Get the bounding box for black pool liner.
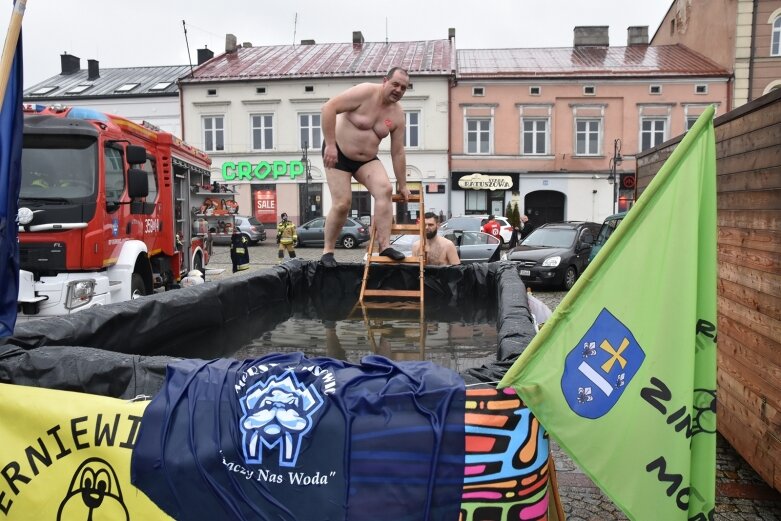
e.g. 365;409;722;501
0;260;536;398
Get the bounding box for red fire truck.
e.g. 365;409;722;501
16;105;211;318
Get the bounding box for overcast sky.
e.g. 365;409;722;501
2;0;672;88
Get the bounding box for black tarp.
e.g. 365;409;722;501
0;261;536;397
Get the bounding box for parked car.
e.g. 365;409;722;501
211;215;267;245
504;221;600;290
440;215;514;245
296;216;369;249
587;212;627;265
379;230;501;264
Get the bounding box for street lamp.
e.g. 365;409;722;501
301;141;312;222
607;138;623;214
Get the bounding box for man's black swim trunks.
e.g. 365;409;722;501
322;142;379;175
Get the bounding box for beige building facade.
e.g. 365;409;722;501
180;35;454;228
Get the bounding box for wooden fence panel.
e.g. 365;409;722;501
636;88;781;491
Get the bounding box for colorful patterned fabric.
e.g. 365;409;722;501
460;387;551;521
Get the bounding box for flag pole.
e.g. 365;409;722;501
0;0;26;105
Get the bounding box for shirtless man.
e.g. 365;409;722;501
320;67;412;267
412;212;460;266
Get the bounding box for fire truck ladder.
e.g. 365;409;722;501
356;192;427;359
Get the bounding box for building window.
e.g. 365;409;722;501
466;118;491;154
575;118;601;156
405;111;420;148
299;113;321;150
465;190;488;213
115;83;139;93
304;85;314;93
31;86;57;95
529;86;541;96
695;84;708;94
649;85;662;95
207;88;217;96
256;86;266;94
686;116;698;131
583;85;596;96
772;16;781;56
641;118;667;151
521;118;548;155
202;115;224;152
251;114;274;150
66;84;93;94
472;87;484;96
149;82;172;92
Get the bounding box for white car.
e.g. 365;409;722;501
440;215;515;245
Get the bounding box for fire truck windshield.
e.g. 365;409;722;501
20;134;98;200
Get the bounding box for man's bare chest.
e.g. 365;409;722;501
344;108;396;138
426;241;449;265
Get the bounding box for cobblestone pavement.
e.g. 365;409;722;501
204;242;781;520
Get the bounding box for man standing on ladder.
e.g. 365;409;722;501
320;67;412;268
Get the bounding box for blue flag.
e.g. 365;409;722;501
0;9;23;337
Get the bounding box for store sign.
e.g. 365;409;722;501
222;161;305;181
457;173;512;191
254;189;277;224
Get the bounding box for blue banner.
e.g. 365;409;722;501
131;353;466;520
0;12;23;337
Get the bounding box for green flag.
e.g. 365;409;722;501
500;105;717;520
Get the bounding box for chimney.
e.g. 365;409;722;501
225;33;238;53
448;28;456;43
87;59;99;80
352;31;364;45
627;26;649;46
300;39;316;45
242;42;252;48
60;53;80;75
573;26;609;47
197;46;214;65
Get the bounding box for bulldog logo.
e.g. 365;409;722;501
240;370;325;467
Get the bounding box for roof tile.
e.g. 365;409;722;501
185;40;455;82
456;45;729;78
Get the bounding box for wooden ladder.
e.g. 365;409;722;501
359;193;426;305
355;301;426;360
356;192;427;359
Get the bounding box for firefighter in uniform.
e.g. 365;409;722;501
276;212;298;263
230;228;250;273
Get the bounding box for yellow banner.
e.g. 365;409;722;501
0;383;170;520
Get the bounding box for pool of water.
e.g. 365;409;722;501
233;315;499;373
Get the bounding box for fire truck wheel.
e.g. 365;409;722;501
193;253;204;277
130;273;147;299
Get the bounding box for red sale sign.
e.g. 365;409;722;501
254;190;277;224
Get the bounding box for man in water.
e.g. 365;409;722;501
412;212;460;266
320;66;412;267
